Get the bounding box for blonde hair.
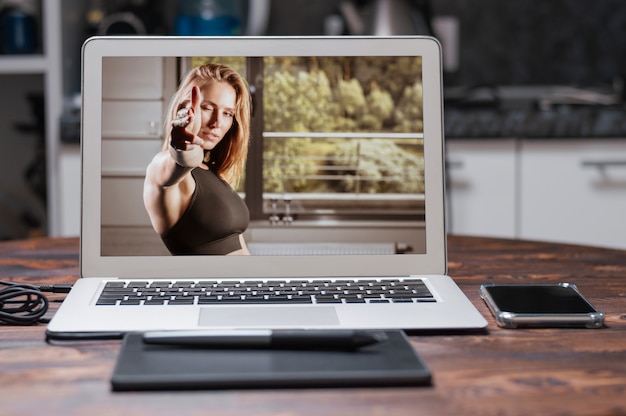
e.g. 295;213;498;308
164;63;251;186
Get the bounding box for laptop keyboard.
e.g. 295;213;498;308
95;278;436;306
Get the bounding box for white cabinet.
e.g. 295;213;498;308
520;139;626;249
445;139;518;238
446;138;626;250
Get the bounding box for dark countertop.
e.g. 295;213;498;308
443;85;626;139
445;105;626;139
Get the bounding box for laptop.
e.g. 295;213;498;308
46;36;487;340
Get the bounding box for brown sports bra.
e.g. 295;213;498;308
161;168;249;255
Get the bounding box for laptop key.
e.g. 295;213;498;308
96;298;118;305
344;297;366;303
149;281;172;288
101;286;133;293
119;299;142;305
168;297;195;305
221;295;243;301
144;299;166;305
103;281;125;288
242;295;266;302
98;292;126;299
289;295;313;303
315;296;342;304
266;294;289;301
413;292;434;299
127;281;150;288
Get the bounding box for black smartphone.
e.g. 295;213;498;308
479;283;604;328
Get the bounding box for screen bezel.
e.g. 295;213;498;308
80;36;447;279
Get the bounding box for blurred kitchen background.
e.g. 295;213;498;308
1;0;625;249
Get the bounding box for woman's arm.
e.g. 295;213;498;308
147;86;204;187
143;87;203;235
146;144;201;188
143;152;197;236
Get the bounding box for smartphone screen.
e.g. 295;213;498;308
479;283;604;328
484;284;596;314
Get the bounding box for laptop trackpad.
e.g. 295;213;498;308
199;306;340;327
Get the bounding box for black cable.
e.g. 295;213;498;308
0;280;72;326
37;284;73;293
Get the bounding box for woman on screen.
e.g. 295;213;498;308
143;63;251;255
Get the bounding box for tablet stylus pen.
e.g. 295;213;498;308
142;329;387;350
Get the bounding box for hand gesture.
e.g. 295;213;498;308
170;86;203;151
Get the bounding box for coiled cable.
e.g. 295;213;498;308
0;280;51;325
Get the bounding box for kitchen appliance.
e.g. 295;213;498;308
340;0;431;36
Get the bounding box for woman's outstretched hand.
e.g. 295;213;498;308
168;86;204;168
170;86;203;151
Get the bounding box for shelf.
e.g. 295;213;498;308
0;0;65;235
0;55;48;74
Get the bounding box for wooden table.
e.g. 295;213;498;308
1;236;625;415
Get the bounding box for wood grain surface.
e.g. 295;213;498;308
1;236;625;416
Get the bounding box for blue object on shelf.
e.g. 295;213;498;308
175;0;242;36
0;7;38;54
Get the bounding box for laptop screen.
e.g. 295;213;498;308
82;37;446;278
